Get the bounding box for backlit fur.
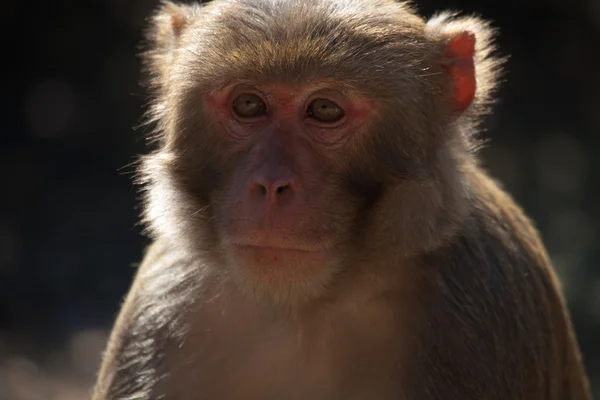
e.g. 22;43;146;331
92;1;591;399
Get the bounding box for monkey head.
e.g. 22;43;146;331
139;0;502;304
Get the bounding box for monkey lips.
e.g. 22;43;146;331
232;243;329;269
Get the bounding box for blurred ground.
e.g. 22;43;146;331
2;0;600;398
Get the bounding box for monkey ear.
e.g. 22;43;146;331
142;2;202;126
425;13;504;115
143;1;201;82
148;2;199;53
142;1;202;103
441;31;476;114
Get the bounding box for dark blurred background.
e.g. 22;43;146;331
1;0;599;398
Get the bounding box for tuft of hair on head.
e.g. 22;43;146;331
425;12;506;131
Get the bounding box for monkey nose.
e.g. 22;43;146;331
251;178;293;198
249;172;296;209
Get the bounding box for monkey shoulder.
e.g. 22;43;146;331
92;239;207;399
435;169;564;325
411;170;577;398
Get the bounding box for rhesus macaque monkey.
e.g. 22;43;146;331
93;0;591;398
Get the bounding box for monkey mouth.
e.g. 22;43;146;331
231;242;330;253
228;234;333;253
235;244;323;253
229;242;331;269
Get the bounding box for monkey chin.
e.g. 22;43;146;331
227;244;336;305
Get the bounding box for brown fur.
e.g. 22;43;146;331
93;0;591;398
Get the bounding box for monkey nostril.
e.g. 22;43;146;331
251;179;293;198
276;184;290;195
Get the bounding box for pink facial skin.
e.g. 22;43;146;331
205;81;375;149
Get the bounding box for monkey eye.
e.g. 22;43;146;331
307;98;345;123
232;93;267;119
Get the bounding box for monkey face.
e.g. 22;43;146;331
139;0;489;303
155;78;381;302
217;83;378;285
